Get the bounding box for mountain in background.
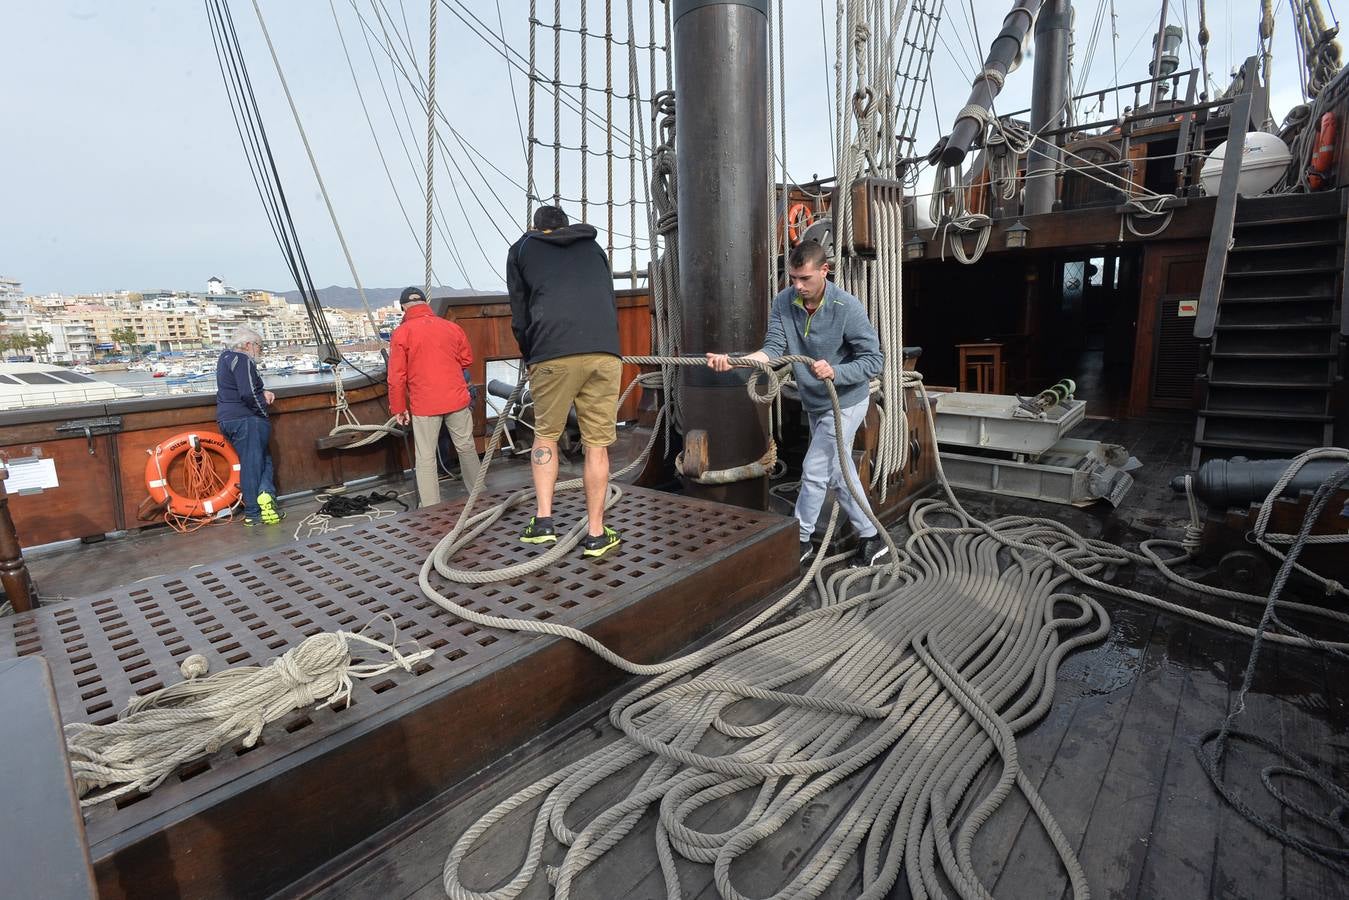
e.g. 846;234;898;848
274;285;498;309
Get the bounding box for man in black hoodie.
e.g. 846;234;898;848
506;205;623;558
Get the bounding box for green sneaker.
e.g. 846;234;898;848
243;517;259;527
581;526;620;558
520;516;557;544
257;492;285;525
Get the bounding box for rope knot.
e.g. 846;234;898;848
180;654;210;680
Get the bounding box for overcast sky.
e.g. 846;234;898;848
1;0;1314;295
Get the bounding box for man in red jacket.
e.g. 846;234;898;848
388;287;483;507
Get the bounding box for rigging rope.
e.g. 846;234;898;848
424;0;437;299
203;0;341;359
246;0;380;345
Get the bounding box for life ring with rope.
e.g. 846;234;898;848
786;202;815;245
144;431;242;518
1308;112;1337;190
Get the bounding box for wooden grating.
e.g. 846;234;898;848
0;485;784;844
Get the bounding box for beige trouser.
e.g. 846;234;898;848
411;408;481;508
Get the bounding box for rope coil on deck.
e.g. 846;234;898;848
65;618;431;807
439;365;1349;899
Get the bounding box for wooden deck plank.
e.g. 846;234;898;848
1133;625;1237;900
1276;642;1349;900
1207;640;1287;899
1065;610;1192;899
955;644;1095;891
989;602;1158;897
307;719;617;900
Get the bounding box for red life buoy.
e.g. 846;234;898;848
144;431;241;518
786;202;815;245
1308;112;1337;190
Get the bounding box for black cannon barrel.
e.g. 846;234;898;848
1171;457;1349;509
487;379;519;401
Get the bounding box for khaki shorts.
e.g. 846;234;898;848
529;353;622;447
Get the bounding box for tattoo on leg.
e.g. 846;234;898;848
531;447;553;465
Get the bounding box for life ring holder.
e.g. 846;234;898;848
144;431;242;518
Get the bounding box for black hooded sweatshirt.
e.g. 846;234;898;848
505;223;620;365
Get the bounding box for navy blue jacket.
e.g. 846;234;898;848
215;349;268;423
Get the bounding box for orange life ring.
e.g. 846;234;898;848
786;202;815;245
144;431;241;518
1308;112;1337;190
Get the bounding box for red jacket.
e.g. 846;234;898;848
387;304;474;416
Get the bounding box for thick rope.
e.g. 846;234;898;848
440;362;1349;898
66;620;431;807
424;0;437;298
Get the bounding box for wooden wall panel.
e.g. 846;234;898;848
1;435;122;544
2;382;404;549
441;291;652;444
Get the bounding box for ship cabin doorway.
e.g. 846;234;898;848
906;247;1143;419
1049;251;1141;418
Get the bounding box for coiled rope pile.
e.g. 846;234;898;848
435;359;1349;898
67;619;431;807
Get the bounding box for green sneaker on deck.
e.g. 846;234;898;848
257;492;285;526
520;516;557;544
581;526;621;558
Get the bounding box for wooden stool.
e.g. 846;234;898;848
956;342;1005;394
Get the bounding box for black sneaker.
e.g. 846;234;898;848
520;516;557;544
581;526;621;558
851;536;890;568
799;541;816;564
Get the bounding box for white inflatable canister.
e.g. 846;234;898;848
1199;131;1293;196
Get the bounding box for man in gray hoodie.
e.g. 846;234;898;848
707;240;887;567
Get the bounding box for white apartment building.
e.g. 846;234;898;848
322;308;375;343
39;319;97;362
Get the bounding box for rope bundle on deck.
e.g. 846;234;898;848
67;623;430;807
443;493;1112;899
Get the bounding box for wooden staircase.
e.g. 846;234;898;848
1192;188;1347;466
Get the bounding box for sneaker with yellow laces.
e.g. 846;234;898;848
581;526;621;558
257;492;285;525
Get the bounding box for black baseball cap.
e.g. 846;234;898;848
399;287;426;306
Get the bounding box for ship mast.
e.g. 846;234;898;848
1025;0;1073;215
940;0;1044;167
673;0;771;509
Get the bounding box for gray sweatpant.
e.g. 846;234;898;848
411;408;481;508
794;397;877;542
